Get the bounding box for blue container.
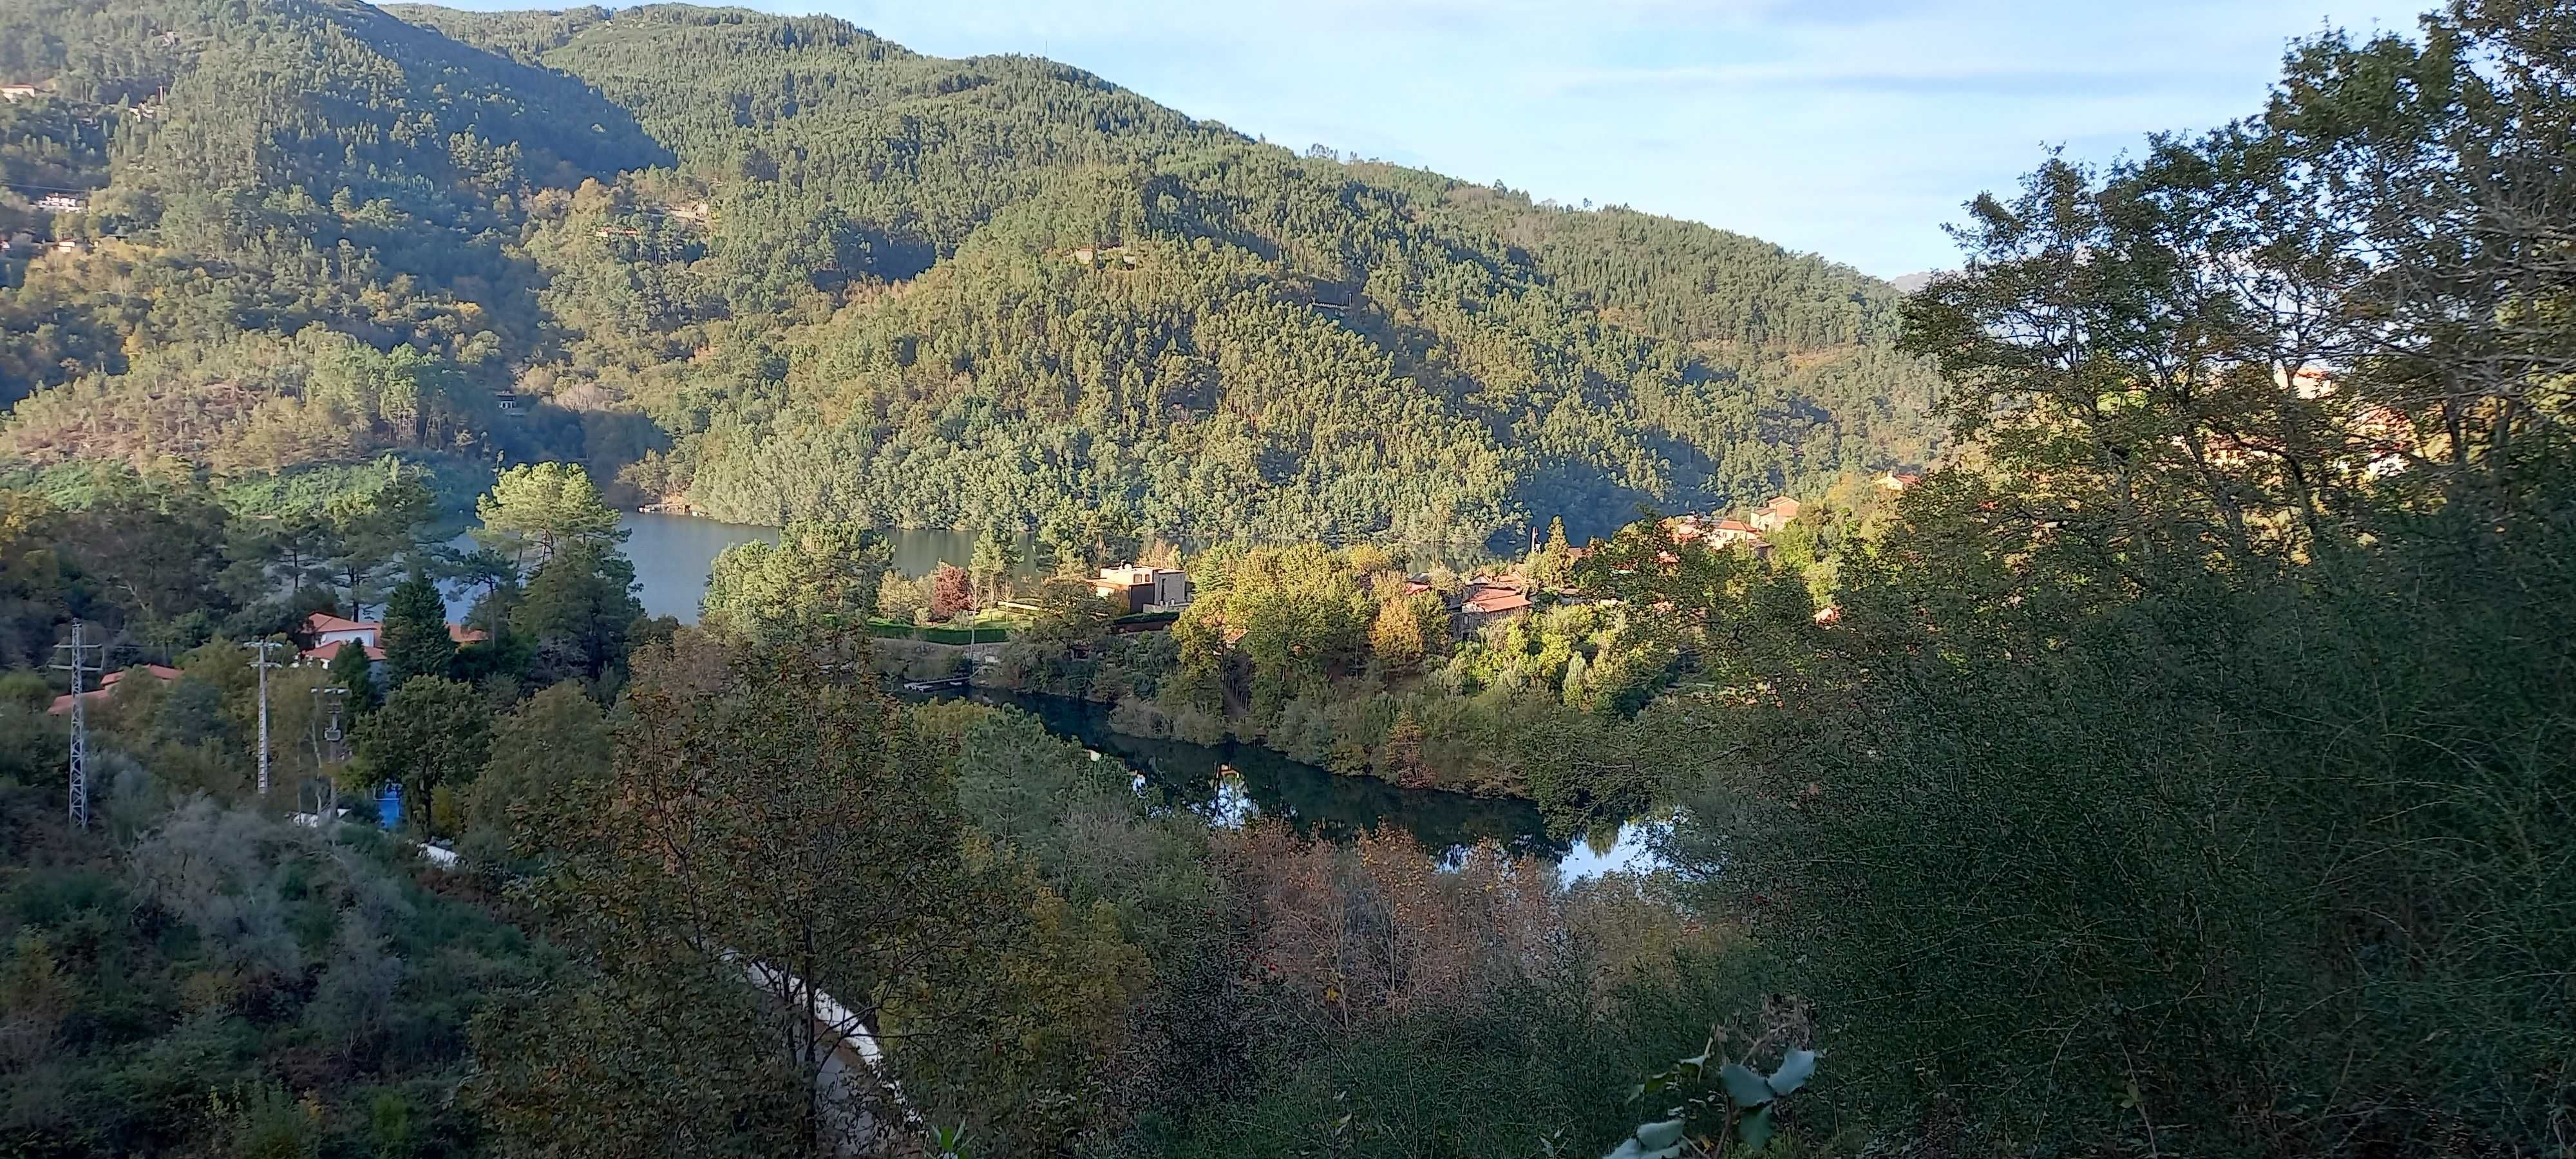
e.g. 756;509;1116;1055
375;783;403;829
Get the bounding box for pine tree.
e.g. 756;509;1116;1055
969;528;1020;608
381;567;455;683
328;639;380;714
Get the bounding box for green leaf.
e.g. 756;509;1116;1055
1736;1104;1777;1151
1719;1062;1774;1107
1633;1118;1687;1149
1766;1048;1819;1097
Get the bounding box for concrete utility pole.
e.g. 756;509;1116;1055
245;639;289;796
306;684;349;831
51;621;102;830
311;684;350;768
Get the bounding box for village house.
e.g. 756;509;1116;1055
1396;574;1537;634
35;192;87;214
1089;565;1190;614
1750;496;1801;533
48;664;181;715
1878;470;1924;493
1660;513;1768;554
1708;518;1763;547
297;611;489;663
1454;577;1534;633
0;84;39;102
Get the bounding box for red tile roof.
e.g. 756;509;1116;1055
1460;585;1532;615
304;612;483;648
101;664;181;686
47;664;182;714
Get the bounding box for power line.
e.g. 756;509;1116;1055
50;621;102;831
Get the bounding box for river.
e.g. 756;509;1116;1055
938;691;1663;881
456;511;1662;880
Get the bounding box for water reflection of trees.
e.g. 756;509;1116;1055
972;690;1571;861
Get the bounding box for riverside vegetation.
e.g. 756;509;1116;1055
5;0;2574;1156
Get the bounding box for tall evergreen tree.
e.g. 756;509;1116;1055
326;638;380;714
513;540;645;683
380;567;455;684
701;519;891;645
474;463;628;565
968;528;1020;610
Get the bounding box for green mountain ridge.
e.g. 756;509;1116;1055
1;0;1940;552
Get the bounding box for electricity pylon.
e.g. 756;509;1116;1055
50;621;102;830
245;639;290;796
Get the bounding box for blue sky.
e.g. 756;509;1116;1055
480;0;2434;278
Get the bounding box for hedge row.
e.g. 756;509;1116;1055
867;618;1014;645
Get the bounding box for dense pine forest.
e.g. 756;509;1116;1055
5;0;2573;1156
0;0;1939;552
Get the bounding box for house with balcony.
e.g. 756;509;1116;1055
1090;565;1191;614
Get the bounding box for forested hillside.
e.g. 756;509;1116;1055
5;1;2570;1154
0;0;1938;550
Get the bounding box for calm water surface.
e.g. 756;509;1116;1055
952;690;1664;881
449;511;1043;623
453;513;1660;879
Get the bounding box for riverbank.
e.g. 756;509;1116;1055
920;686;1558;854
975;635;1672;837
910;688;1664;880
498;508;1663;840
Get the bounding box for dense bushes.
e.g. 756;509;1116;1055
0;793;554;1157
1652;5;2576;1146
